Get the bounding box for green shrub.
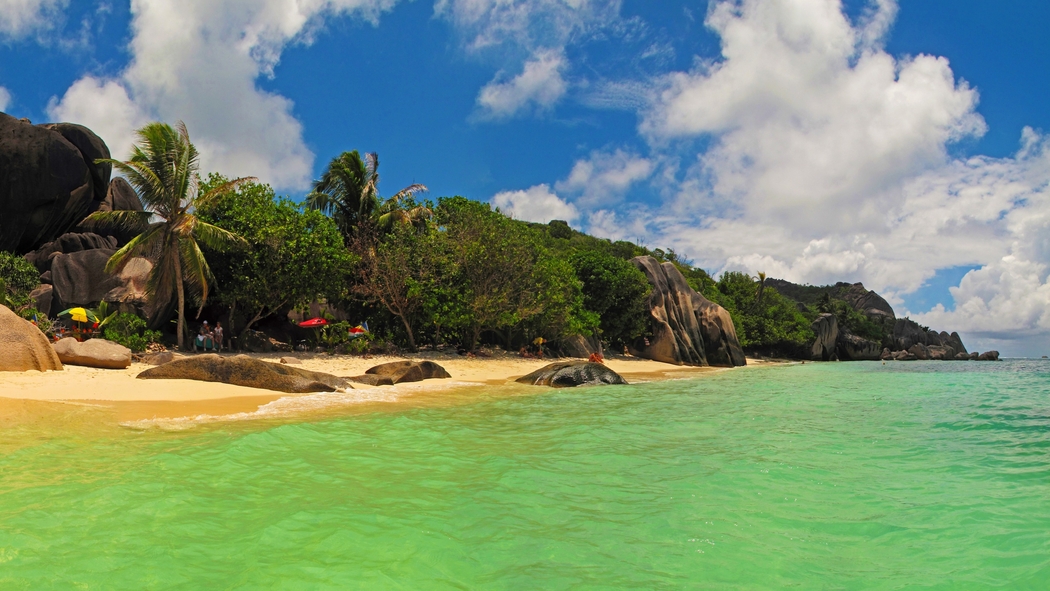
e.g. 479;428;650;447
0;251;39;313
102;313;161;352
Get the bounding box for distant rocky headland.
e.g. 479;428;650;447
768;279;999;362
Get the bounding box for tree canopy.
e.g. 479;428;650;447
196;175;353;336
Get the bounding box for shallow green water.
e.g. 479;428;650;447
2;361;1049;589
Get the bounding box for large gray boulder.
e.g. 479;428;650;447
45;250;169;329
893;318;928;351
842;282;896;326
29;284;53;315
48;248;120;314
364;360;451;384
908;343;930;360
0;113;99;253
53;337;131;369
837;331;881;360
39;122;111;204
137;354;351;393
516;361;627;388
24;232;118;272
98;177;142;213
926;345;956;361
0;304;63;372
628;256;746;367
345;374;396;387
810;313;839;361
978;351;1000;361
946;332;968;355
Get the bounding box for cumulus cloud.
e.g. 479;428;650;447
476;49;567;119
48;77;149;160
0;86;11;112
0;0;66;40
556;148;654;206
47;0;401;191
492;184;579;223
642;0;985;230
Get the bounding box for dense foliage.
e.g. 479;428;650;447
569;250;651;348
102;313;162;352
0;251;39;313
196;175;353;336
705;272;815;354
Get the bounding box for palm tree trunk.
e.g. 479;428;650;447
174;252;186;350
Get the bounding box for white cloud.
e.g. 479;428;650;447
642;0;985;230
0;0;66;40
47;77;149;160
435;0;620;52
476;49;567;119
439;0;621;121
555;148;653;206
492;184;579;223
47;0;401;191
0;86;11;111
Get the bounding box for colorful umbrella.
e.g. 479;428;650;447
298;317;328;328
58;307;99;324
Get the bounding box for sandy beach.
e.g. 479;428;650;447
0;351;763;426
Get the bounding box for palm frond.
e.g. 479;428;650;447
191;218;247;252
103;224;166;274
145;248;177;303
81;210;152;235
178;237;214;316
195;176;258;210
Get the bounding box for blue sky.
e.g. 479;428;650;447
2;0;1049;355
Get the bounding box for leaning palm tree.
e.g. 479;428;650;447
751;271;768;312
306;150;427;238
82;121;250;350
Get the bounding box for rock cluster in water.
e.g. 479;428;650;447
627;256;746;368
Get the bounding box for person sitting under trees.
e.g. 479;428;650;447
193;321;214;352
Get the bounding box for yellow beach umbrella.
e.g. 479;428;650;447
58;307;98;324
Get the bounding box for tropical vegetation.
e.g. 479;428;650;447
82;121;250;349
6;119;903;360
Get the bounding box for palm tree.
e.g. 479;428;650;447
306;150;427;238
82;121;250;350
751;271;767;312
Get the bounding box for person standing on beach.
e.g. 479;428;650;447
213;322;224;352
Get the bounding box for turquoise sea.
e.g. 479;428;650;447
1;360;1049;589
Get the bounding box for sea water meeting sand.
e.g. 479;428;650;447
1;358;1048;588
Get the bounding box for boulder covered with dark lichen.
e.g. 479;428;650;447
516;361;627;388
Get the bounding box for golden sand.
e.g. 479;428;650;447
0;350;764;424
